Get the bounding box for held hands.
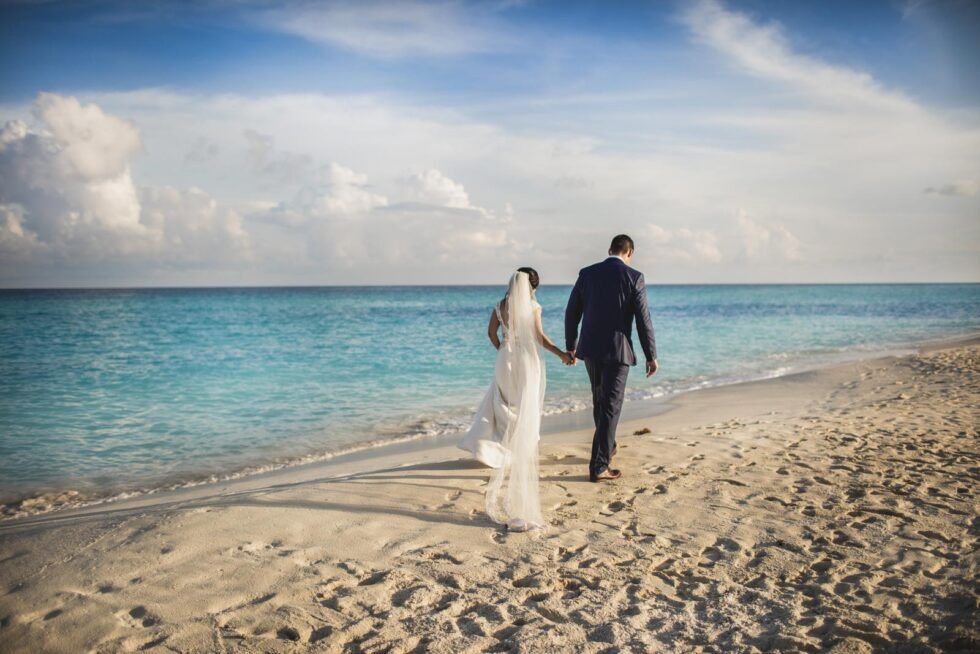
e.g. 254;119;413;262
559;350;576;366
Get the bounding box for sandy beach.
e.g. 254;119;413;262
0;340;977;653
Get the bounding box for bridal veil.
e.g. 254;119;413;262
485;271;547;531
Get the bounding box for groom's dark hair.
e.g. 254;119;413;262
609;234;634;255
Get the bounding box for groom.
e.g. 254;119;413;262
564;234;658;482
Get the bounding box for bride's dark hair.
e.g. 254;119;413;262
517;266;539;290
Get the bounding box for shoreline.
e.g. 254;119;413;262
0;337;976;652
2;330;977;525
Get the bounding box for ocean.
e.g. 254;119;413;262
1;283;978;512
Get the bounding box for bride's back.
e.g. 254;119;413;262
497;295;540;341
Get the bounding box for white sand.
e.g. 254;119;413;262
0;341;977;653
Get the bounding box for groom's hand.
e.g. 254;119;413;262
646;359;658;377
568;349;577;365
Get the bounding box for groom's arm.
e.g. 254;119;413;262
632;273;657;362
564;273;584;352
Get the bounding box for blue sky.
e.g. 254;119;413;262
3;1;977;105
0;0;978;286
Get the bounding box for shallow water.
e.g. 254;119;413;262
1;283;977;505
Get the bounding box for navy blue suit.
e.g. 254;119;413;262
565;257;657;476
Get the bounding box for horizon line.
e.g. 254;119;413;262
2;281;979;292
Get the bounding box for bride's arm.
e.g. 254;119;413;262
535;308;573;363
488;309;501;349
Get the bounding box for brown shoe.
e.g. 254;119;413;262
590;468;622;483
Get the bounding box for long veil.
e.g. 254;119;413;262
485;271;547;531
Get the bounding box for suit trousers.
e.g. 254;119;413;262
584;358;629;476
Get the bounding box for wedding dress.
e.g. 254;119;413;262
458;271;547;531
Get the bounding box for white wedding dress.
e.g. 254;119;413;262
458;271;547;531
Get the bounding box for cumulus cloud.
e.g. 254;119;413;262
643;224;722;263
0;93;250;270
261;165;514;267
0;204;40;262
401;168;505;225
0;95;148;258
139;186;250;263
34;92;143;182
408;169;472;209
0;92;529;283
735;210;801;261
268;162;389;227
641;212;800;265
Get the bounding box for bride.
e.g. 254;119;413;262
458;267;573;532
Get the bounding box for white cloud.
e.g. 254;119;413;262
736;210;801;262
254;1;507;58
408;169;472;209
0;96;148;255
679;0;916;113
0;204;40;262
139;186;250;263
260;164;513;268
33;92;143;182
269;162;389;227
0;94;250;269
643;224;722;263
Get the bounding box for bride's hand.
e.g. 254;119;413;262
559;351;575;365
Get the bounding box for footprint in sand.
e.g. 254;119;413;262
429;550;465;565
557;544;589;562
601;500;628;515
554;499;578;512
698;537;742;568
434;489;463;509
119;605;161;628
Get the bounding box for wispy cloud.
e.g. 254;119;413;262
252;0;514;58
679;0;918;113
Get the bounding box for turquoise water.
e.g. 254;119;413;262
1;284;978;506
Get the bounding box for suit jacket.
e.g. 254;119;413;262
564;257;657;366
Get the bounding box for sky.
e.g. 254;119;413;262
0;0;978;287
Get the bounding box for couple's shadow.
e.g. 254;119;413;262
343;456;592;484
228;457;594;530
1;456;594;535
